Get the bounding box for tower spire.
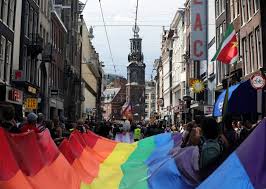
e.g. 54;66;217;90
133;0;140;38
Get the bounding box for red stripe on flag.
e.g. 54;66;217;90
216;35;238;64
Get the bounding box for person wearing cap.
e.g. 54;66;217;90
20;112;40;133
37;113;46;132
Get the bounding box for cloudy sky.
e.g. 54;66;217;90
82;0;185;79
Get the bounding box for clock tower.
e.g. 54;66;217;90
125;26;146;121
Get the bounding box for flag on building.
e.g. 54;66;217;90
212;24;238;64
121;102;133;119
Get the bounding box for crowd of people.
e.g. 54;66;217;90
0;103;260;180
179;114;259;180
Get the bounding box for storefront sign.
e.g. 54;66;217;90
28;86;37;94
25;98;38;109
157;98;164;107
51;89;58;96
190;0;207;60
5;86;23;105
12;70;24;81
250;73;266;90
191;79;205;93
204;106;213;115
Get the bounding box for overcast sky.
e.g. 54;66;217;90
82;0;185;79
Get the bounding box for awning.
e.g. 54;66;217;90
213;80;257;117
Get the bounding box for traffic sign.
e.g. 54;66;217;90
25;98;38;109
250;73;266;90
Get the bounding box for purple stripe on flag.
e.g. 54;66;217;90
172;133;182;146
236;119;266;189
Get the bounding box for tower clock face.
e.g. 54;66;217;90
132;54;138;60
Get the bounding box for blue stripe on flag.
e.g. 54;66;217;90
197;152;254;189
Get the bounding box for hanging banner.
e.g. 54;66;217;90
190;0;207;60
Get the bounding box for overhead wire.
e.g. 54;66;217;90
98;0;117;74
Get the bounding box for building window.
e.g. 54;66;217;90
241;0;247;24
2;0;8;24
40;25;43;37
26;57;31;81
242;37;248;75
219;24;223;44
234;0;239;16
8;0;15;30
222;0;225;12
215;0;219;17
230;0;234;22
4;41;12;82
249;33;255;72
33;12;38;35
29;7;33;37
46;32;49;44
254;0;259;12
255;27;262;69
25;2;29;37
0;0;2;19
247;0;252;19
22;46;27;80
0;36;6;81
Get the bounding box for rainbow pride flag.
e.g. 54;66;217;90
0;120;266;189
0;128;191;189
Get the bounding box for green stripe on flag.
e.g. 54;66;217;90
212;24;234;62
119;137;156;189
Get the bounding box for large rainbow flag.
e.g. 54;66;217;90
0;119;265;189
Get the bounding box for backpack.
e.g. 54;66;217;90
199;137;223;170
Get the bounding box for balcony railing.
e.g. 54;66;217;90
27;33;44;57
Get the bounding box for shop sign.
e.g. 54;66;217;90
51;89;59;96
157;98;164;107
5;86;23;105
204;106;213;115
12;70;25;81
250;73;266;90
190;0;207;60
191;79;205;93
28;86;37;94
25;98;38;109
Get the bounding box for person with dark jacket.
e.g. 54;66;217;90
0;104;20;133
222;114;238;153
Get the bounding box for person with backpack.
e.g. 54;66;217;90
222;114;238;153
198;117;224;180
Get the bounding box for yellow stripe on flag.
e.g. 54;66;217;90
81;143;137;189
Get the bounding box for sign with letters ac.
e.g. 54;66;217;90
190;0;207;60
